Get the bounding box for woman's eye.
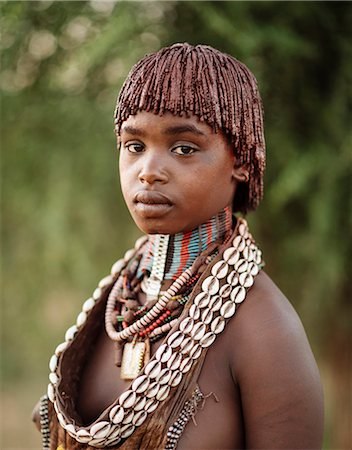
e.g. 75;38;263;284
172;145;196;156
125;143;144;153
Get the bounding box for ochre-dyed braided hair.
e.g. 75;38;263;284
114;43;265;213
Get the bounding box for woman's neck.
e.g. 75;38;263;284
138;207;233;283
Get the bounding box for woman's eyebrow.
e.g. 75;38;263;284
163;125;205;136
120;125;145;136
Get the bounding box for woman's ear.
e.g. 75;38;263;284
232;163;249;183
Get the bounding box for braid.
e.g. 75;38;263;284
114;43;265;213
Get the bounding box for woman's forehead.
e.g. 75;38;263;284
120;111;218;137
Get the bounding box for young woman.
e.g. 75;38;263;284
33;43;323;449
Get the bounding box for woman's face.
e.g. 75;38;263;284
119;111;240;235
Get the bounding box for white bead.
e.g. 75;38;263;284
82;297;95;312
124;249;135;261
76;311;87;328
49;354;58;372
98;275;113;289
49;372;58;384
55;341;68;356
47;383;55;402
111;259;125;275
93;287;102;300
65;325;77;342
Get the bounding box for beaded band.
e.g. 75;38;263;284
39;394;50;450
165;386;205;449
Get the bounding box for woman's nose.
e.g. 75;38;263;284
138;153;168;185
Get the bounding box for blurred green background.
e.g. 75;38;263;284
1;1;351;449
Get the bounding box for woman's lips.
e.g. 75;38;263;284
133;191;173;217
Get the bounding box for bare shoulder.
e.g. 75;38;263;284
224;270;324;449
227;270;308;354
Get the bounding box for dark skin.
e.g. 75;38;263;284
34;112;324;448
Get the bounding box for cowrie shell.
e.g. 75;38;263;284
82;297;95;312
146;382;159;398
155;344;172;363
223;247;240;265
209;295;223;311
132;375;149;394
202;276;220;295
156;368;172;385
179;317;194;335
156;385;170;401
90;421;111;439
255;249;262;264
144;360;162;379
167;352;182;370
233;235;246;252
169;370;183;387
248;262;259;276
194;292;210;308
231;286;246;304
191;322;206;341
211;316;225;334
109;405;124;424
76;429;91;443
227;271;238;286
243;246;254;261
167;331;184;348
211;260;229;279
145;398;159;413
200;332;216;348
238;222;247;236
180;357;193;373
88;437;105;447
133;410;147;426
119;390;136;409
219;283;232;299
189;344;202;359
201;308;213;325
239;272;254;288
122;409;134;425
235;259;248;273
105;436;121;447
180;337;194;354
220;300;236;319
120;423;135;439
189;304;201;320
108;425;122;439
133;396;147;412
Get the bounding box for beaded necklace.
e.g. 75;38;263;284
105;208;233;379
137;207;232;281
46;217;263;448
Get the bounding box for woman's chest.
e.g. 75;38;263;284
77;328;244;449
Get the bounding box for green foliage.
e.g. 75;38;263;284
1;2;351;448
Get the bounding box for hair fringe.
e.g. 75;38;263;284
114;43;266;213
